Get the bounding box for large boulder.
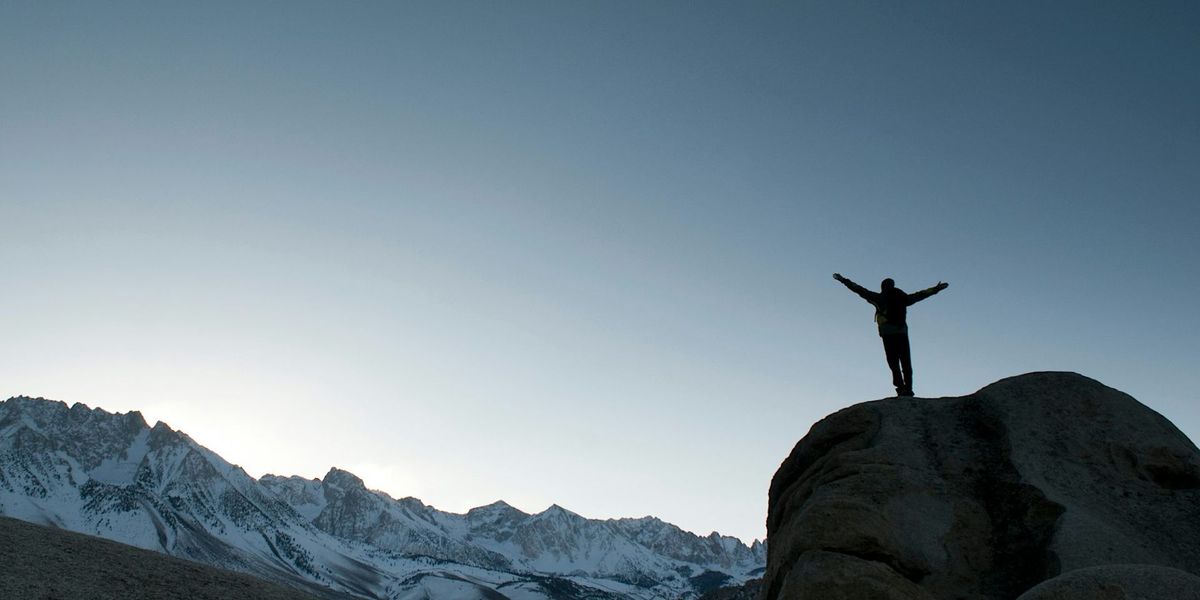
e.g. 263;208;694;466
763;372;1200;600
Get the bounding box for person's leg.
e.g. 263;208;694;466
897;334;913;396
881;335;904;395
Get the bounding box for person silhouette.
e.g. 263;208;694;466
833;273;948;397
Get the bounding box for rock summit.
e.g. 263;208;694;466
764;372;1200;600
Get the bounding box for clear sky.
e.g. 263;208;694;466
2;2;1198;543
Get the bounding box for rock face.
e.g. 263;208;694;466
763;372;1200;600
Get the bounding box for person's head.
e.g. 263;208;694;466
881;278;895;291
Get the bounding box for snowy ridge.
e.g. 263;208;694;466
0;396;765;600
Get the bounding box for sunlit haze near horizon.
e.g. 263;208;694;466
3;2;1199;543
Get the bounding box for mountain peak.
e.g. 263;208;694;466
125;410;148;428
467;500;526;518
1;397;154;456
3;396;68;424
322;467;365;490
5;395;62;407
540;503;580;519
480;500;517;511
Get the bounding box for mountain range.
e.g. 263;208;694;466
0;396;764;599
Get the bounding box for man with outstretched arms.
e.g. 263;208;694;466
833;273;948;397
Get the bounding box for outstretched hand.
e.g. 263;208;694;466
936;281;949;291
833;273;846;283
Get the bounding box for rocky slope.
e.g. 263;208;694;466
0;395;764;600
0;515;335;600
763;372;1200;600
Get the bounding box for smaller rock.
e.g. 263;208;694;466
1016;565;1200;600
776;550;933;600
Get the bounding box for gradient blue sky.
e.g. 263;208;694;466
2;2;1198;543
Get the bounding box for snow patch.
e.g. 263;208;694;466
91;429;150;485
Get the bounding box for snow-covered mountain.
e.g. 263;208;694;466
0;396;765;599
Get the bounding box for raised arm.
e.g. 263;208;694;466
906;281;949;305
833;273;878;303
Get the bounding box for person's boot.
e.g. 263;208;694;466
899;387;914;397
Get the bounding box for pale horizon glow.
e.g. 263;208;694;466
2;2;1199;544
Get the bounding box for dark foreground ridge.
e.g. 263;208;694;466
0;515;331;600
763;372;1200;600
